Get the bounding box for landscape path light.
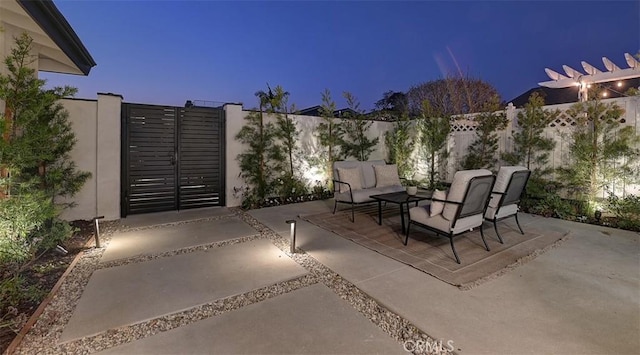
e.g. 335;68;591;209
285;219;297;254
93;216;105;248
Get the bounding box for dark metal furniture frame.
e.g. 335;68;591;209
332;179;379;223
370;191;433;234
406;175;496;264
485;170;531;244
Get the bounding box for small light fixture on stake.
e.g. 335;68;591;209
93;216;105;248
285;219;297;253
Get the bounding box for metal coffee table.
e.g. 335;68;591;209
369;191;432;234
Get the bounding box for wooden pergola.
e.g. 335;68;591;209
539;53;640;101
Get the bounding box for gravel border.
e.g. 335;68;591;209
12;208;450;355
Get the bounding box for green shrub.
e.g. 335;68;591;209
606;194;640;231
0;189;55;269
32;218;75;254
0;275;43;332
521;177;575;218
311;180;332;200
276;174;309;200
523;194;574;219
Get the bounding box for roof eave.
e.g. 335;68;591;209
17;0;96;75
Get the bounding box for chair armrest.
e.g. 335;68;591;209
332;179;352;193
431;197;463;205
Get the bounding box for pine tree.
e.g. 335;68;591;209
502;92;557;172
557;97;639;211
461;101;508;170
236;85;286;208
315;89;342;186
339;92;378;161
384;113;414;179
417;101;450;188
0;33;89;272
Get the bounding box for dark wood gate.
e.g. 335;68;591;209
121;103;225;216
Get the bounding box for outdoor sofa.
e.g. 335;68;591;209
332;160;405;222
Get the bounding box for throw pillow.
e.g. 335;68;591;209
430;189;446;217
373;164;401;187
336;167;363;193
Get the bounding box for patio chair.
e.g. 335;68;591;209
484;166;531;244
406;169;495;264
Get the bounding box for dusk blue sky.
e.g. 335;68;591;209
41;0;639;111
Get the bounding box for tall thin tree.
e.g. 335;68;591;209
502;92;557;172
339;92;378;161
417;101;450;188
316;89;342;185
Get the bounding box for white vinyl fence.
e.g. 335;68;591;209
447;96;639;196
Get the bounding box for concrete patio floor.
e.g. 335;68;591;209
251;201;640;354
14;201;640;354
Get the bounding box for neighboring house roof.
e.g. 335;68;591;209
0;0;95;75
296;105;323;116
297;105;359;118
509;77;640;107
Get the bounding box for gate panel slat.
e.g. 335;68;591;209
178;107;224;210
124;104;178;215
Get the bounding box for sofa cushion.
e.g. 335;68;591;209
484;203;518;220
442;169;492;221
334;160;385;190
334;189;375;204
410;207;483;235
409;205;439;225
361;160;386;188
373;164;401;187
336;167;362;193
450;214;484;234
489;166;528;208
334;185;404;204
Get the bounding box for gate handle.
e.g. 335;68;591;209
170;152;176;165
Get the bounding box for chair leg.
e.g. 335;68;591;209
493;219;504;244
515;213;524;234
350;204;355;223
480;223;490;251
333;200;338;214
449;236;461;264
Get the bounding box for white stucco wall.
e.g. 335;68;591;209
58;98;98;221
224;104;246;208
59;93;122;221
96;93;122;220
224;104;394;207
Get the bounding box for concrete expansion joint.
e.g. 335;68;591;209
97;233;267;270
118;213;237;233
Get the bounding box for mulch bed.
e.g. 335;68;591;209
0;220;96;354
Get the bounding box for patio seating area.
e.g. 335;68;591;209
10;200;639;354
